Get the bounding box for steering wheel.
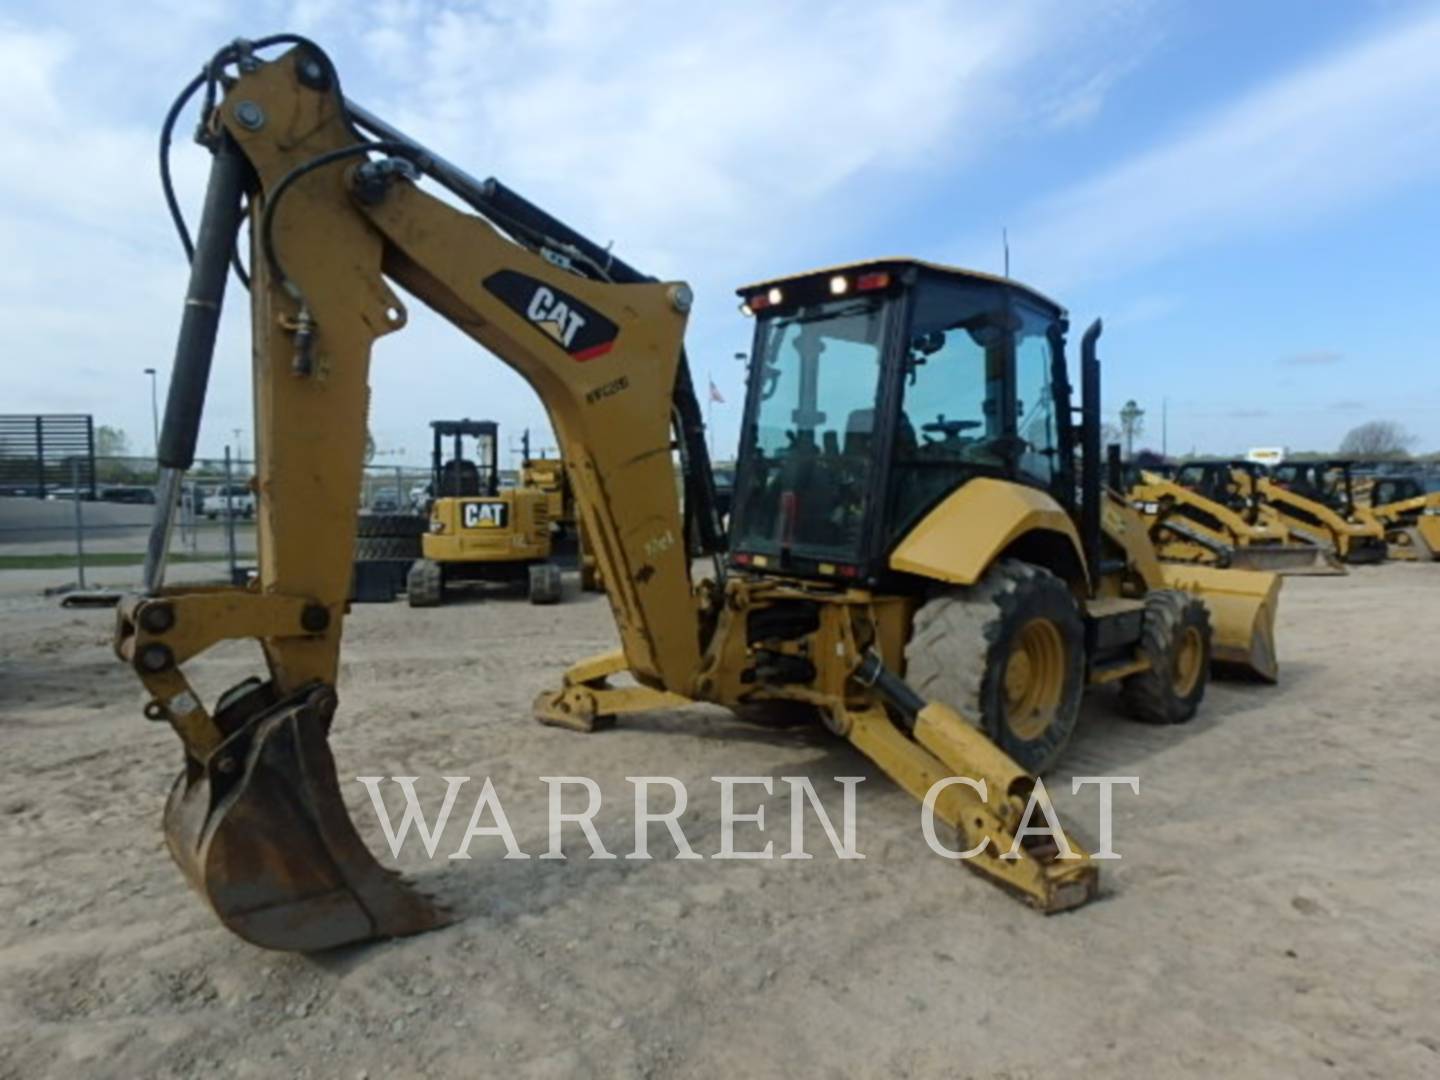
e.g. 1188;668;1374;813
921;415;982;439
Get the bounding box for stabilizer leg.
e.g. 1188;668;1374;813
848;654;1098;913
532;649;692;732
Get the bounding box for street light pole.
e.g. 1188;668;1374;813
144;367;159;458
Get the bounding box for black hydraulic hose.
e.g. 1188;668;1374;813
258;141;416;299
157;133;249;470
161;33;349;270
159;70;207;260
231;196;251;290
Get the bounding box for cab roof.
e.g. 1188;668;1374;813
737;258;1064;316
431;419;498;436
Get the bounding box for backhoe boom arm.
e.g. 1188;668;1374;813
119;41;717;948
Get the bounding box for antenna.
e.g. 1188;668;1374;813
1003;227;1010;278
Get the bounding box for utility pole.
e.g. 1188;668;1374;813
1162;397;1168;459
1002;227;1010;278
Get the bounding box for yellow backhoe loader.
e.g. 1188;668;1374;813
1262;460;1388;564
1126;462;1341;575
114;36;1280;951
1359;474;1440;560
407;419;562;606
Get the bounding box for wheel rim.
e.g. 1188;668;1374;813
1172;625;1204;697
1002;618;1066;740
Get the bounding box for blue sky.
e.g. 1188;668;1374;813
3;0;1438;465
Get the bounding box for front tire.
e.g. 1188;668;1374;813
905;560;1085;773
1119;589;1211;724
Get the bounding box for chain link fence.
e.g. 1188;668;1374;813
0;455;434;596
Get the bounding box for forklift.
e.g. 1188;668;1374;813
407;419;562;605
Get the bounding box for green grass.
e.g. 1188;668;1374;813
0;552;236;570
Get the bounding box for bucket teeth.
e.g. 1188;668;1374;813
164;690;450;951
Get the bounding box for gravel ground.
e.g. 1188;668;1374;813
1;564;1437;1078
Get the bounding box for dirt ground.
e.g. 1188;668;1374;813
2;564;1438;1078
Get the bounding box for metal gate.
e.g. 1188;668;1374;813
0;414;96;498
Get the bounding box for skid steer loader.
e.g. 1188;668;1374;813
406;419;562;606
1263;460;1388;564
114;36;1280;951
1126;463;1341;575
1360;474;1440;560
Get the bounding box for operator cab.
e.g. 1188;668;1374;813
430;419;500;501
1174;460;1256;514
1371;475;1426;507
728;260;1071;583
1272;460;1355;513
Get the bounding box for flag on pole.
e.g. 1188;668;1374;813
708;378;725;405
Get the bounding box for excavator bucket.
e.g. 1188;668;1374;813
1227;544;1346;576
1159;563;1281;682
163;690;447;951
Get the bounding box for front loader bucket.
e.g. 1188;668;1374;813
1228;544;1346;576
164;692;447;951
1159;563;1281;683
1388;523;1439;561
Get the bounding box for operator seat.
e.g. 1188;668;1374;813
437;458;482;497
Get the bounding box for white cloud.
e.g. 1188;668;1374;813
988;6;1440;291
0;0;1143;460
293;0;1150;454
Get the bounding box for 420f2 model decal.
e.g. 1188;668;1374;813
483;270;619;362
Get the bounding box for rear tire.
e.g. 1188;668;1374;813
528;563;563;605
904;560;1085;774
407;559;443;607
1120;589;1211;724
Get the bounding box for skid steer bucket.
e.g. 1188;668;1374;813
1227;544;1346;576
163;688;447;951
1159;564;1281;683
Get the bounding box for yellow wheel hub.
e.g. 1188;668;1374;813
1172;625;1204;697
1003;618;1066;740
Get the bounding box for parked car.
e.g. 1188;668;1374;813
370;492;401;513
99;485;158;504
202;484;256;519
